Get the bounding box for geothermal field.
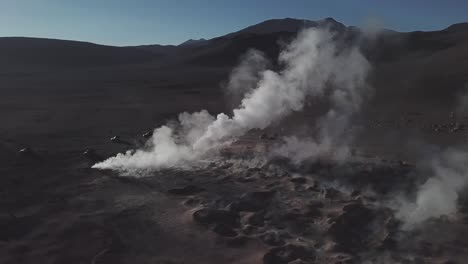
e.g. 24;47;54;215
2;18;468;263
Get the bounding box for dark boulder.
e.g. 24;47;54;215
183;197;201;206
213;224;238;237
83;148;102;161
229;191;275;212
110;136;121;143
244;211;266;227
261;231;286;246
18;147;34;156
290;176;307;184
322;188;342;200
142;131;152;138
225;235;250;247
168;185;204;196
328;203;378;253
193;208;240;227
263;243;315;264
287;260;309;264
305;201;323;218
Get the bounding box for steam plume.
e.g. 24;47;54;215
93;28;370;173
272;37;370;163
398;148;468;228
223;49;270;107
395;85;468;228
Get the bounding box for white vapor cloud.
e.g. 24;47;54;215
93;28;370;173
93;110;216;172
393;84;468;229
272;32;370;163
223;49;270;107
397;148;468;228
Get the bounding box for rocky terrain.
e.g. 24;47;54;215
4;132;468;263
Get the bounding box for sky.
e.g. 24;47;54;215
0;0;467;46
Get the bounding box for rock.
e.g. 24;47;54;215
217;175;231;183
294;185;308;192
442;260;458;264
229;191;275;212
290;176;307;184
0;215;40;241
380;234;397;251
263;244;315;264
213;224;238;237
265;181;280;188
18;147;33;156
305;201;323;218
225;235;250;247
259;133;278;141
278;210;313;235
306;185;320;192
110;136;121;143
208;197;232;209
183;197;200;206
333;259;356;264
244;211;266;227
241;224;262;235
261;231;285;246
287;260;309;264
328;203;376;253
342;202;364;212
398;160;409;167
247;167;263;174
281;210;303;221
307;200;324;209
168;185;204;196
363;195;377;202
142;131;152;138
323;188;341;200
83;148;95;156
83;148;102;161
193;208;240;227
236;176;256;182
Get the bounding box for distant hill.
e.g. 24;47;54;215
129;17;347;58
129;43;178;54
1;17;468;107
0;37;159;71
179;38;208;47
445;22;468;32
223;17;346;38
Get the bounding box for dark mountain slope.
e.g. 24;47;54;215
367;27;468;109
0;37;160;72
223;17;346;38
2;18;468;109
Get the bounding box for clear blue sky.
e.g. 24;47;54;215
0;0;467;46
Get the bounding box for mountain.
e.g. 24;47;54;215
0;37;160;71
130;43;178;55
162;18;348;66
1;18;468;101
446;22;468;32
179;38;208;46
223;17;346;38
128;18;346;57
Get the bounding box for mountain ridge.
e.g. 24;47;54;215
1;17;467;48
1;17;468;71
